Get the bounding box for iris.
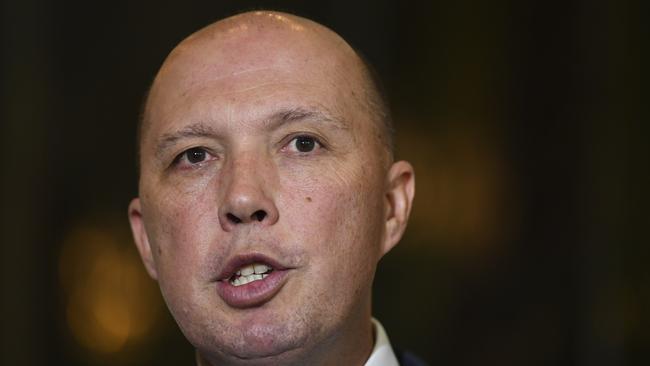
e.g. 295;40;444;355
186;148;207;164
295;136;315;152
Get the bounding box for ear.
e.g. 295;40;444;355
128;198;158;280
381;160;415;256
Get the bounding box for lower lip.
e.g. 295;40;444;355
216;270;289;308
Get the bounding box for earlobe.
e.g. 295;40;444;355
382;161;415;256
128;198;159;280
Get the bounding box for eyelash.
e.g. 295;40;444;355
284;134;325;154
170;134;325;169
171;147;216;168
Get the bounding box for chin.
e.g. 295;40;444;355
192;314;313;366
198;336;306;366
235;327;301;359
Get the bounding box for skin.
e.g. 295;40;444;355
128;11;415;366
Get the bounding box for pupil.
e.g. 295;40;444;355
187;148;206;163
296;137;315;152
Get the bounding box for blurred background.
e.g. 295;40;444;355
1;0;646;365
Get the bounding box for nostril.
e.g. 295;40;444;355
252;210;267;222
226;213;242;224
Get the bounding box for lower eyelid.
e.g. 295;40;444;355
171;148;216;167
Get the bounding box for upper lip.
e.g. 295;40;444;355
216;252;288;281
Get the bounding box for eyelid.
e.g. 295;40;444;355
282;132;327;151
170;146;217;169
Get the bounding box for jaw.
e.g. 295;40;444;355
193;288;375;366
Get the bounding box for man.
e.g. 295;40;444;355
128;10;419;366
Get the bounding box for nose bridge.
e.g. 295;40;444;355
227;149;263;190
218;147;279;230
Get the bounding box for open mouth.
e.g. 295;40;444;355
216;254;290;308
229;263;274;287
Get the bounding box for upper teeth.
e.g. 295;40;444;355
230;263;272;286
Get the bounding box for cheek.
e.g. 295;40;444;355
143;183;221;282
279;161;385;287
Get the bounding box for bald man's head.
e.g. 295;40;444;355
129;10;415;365
137;11;393;170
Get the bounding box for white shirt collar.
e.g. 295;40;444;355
364;318;400;366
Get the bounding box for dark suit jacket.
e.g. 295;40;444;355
395;349;429;366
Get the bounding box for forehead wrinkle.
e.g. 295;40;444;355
225;65;275;79
216;82;293;97
264;106;349;132
175;66;278;94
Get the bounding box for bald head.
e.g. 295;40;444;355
138;10;393;167
129;11;416;365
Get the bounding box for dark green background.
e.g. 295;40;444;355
1;0;646;365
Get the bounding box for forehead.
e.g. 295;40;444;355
143;17;366;134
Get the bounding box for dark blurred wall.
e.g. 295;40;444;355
1;0;645;365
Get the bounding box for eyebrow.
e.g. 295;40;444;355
156;123;221;159
266;106;348;131
154;106;348;159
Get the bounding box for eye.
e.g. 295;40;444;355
173;147;215;167
287;135;322;153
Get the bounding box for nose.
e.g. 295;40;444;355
218;154;279;232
